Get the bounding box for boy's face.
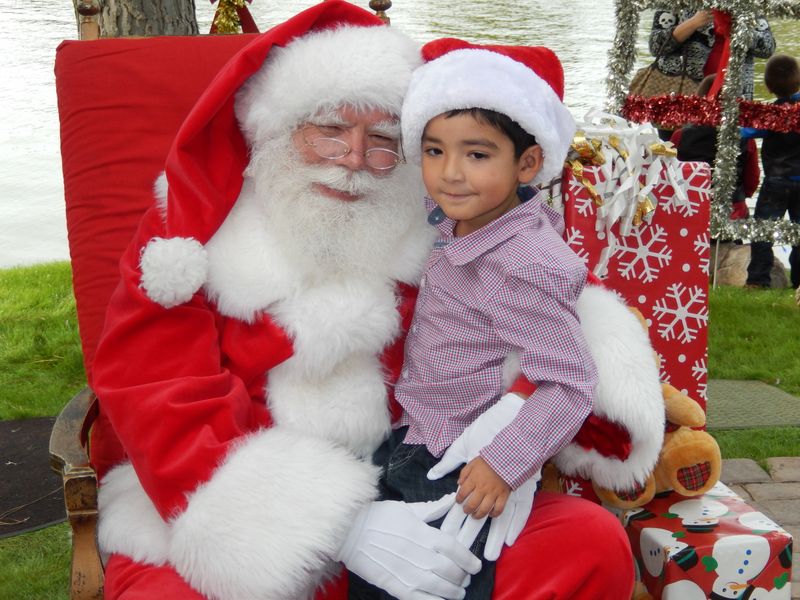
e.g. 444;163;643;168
421;113;542;236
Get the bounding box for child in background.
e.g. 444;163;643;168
348;39;598;599
671;74;760;233
744;54;800;289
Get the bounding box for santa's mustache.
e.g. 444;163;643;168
307;164;383;197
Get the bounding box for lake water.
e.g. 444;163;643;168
0;1;796;268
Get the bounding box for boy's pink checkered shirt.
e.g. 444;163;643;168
396;192;598;489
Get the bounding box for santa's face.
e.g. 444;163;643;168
291;105;401;202
245;113;427;280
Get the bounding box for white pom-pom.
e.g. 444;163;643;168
139;237;208;308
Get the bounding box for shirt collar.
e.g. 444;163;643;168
425;189;561;266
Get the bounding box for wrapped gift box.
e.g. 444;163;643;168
559;160;710;409
621;483;793;599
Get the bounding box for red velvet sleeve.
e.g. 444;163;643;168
91;207;292;519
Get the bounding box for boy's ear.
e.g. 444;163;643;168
517;145;544;184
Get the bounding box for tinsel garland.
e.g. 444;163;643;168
212;0;246;34
623;95;800;132
606;0;800;246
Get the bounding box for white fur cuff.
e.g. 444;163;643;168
169;427;380;600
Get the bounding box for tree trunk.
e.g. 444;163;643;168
97;0;198;37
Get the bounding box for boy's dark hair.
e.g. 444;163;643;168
696;74;716;98
764;54;800;98
444;108;538;158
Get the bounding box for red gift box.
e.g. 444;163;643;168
622;483;793;599
560;161;710;410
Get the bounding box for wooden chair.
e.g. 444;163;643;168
50;33;257;599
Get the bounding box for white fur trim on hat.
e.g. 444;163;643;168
139;237;208;308
401;49;576;186
235;25;421;146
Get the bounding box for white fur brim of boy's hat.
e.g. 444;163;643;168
401;40;576;186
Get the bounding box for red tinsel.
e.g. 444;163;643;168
623;95;800;133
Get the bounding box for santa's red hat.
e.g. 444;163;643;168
400;38;575;187
139;1;420;308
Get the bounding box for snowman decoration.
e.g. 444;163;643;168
706;482;743;500
663;579;706;600
669;497;729;532
640;527;692;578
708;535;771;599
738;511;786;534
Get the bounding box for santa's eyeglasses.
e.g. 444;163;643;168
301;125;403;171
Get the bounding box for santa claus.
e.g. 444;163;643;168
90;2;661;598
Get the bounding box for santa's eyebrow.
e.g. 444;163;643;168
370;120;400;137
306;109;347;126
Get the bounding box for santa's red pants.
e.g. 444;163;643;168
104;491;634;599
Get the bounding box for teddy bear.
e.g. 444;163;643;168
591;382;722;510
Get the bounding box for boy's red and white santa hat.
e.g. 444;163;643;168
138;1;420;308
401;38;576;186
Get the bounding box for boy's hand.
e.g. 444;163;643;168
456;457;511;520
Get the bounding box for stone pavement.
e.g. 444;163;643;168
721;456;800;599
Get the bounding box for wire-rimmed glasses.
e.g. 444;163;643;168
301;125;403;171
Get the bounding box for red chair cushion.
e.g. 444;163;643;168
56;34;257;383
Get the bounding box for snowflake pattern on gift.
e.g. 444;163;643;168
652;283;709;344
613;223;673;283
657;352;671;385
569;178;597;217
565;227;590;265
656;181;702;218
692;354;708;400
693;231;710;275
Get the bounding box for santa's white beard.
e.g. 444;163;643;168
247;135;425;282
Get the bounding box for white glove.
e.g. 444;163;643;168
428;393;531;560
337;495;482;600
427;393;524;481
440;471;541;561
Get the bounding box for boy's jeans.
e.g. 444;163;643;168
746;178;800;288
348;427;494;600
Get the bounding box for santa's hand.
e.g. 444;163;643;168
337;496;482;600
427;393;524;481
440;470;540;561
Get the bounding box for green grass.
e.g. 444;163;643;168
0;523;70;599
708;285;800;396
1;263;798;595
707;285;800;463
0;262;86;419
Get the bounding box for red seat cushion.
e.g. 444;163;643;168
56;34;256;383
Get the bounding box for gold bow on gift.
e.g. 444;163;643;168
566;132;606;207
633;196;656;226
630;141;676;225
649;141;678;158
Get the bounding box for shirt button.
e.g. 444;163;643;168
401;368;409;378
411;324;418;333
420;276;426;289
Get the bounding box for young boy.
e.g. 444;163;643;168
744;54;800;289
348;39;598;599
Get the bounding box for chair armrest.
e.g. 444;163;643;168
50;387;104;600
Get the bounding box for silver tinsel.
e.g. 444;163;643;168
606;0;800;247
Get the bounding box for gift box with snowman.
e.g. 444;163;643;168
543;112;793;599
